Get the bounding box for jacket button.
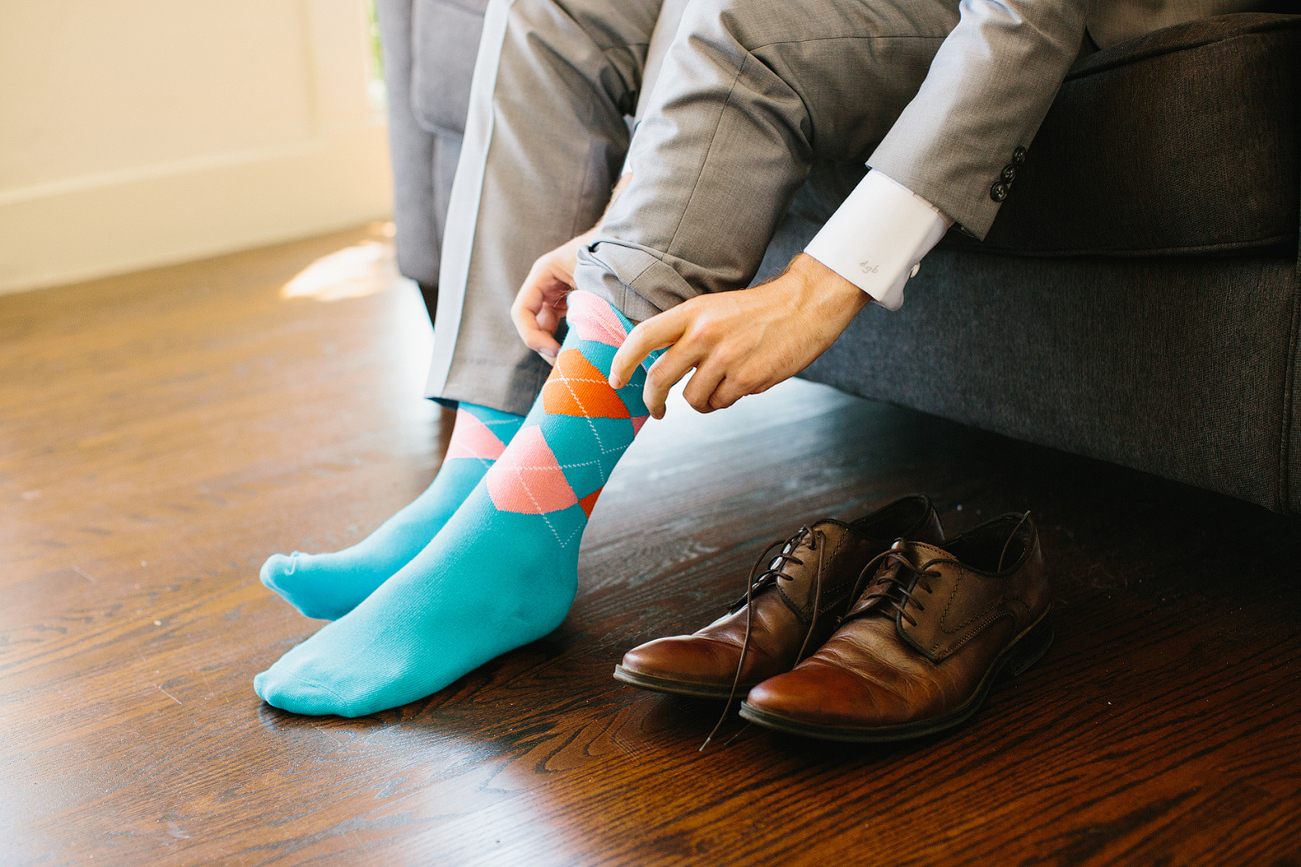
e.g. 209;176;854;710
1013;146;1027;166
1002;164;1017;183
990;182;1009;202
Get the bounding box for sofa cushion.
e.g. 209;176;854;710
802;251;1300;513
411;0;489;136
948;13;1300;257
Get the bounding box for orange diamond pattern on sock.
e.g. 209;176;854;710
542;349;630;419
485;426;580;514
577;488;602;518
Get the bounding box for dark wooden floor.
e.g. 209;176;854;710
3;226;1299;867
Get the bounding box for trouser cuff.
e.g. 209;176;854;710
576;242;700;323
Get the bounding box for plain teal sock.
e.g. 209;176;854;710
260;404;523;620
254;292;649;717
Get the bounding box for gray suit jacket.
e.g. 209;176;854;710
869;0;1267;239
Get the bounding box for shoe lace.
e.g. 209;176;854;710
841;541;941;628
701;525;827;751
840;511;1031;628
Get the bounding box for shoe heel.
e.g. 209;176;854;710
1008;613;1054;677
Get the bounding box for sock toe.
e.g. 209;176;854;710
259;552;298;589
255;663;361;718
261;553;356;620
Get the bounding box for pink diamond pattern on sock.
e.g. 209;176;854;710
444;409;509;461
485;426;580;514
567;290;630;348
631;415;649;435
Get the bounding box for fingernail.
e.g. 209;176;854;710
540;349;557;365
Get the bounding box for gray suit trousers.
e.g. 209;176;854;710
427;0;962;415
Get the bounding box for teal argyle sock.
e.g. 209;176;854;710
254;291;652;716
260;404;524;620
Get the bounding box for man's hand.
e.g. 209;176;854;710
510;228;598;365
609;253;871;418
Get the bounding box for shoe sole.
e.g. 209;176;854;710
737;608;1054;743
612;665;763;700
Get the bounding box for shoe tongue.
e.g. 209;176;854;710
845;539;921;620
770;520;851;608
807;519;852;551
776;520;847;561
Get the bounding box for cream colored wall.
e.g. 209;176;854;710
0;0;393;294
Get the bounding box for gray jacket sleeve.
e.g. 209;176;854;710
868;0;1088;239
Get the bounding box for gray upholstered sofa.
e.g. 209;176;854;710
378;1;1301;514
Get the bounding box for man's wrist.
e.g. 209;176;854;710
790;253;871;320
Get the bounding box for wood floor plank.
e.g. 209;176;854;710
2;226;1298;866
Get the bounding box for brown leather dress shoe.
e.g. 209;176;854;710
740;513;1052;741
613;495;944;698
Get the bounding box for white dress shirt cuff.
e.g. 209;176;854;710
804;169;954;311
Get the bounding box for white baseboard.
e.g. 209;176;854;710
0;124;394;295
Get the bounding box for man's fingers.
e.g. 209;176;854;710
511;296;560;355
640;342;707;418
536;305;561;334
609;311;684;389
680;362;727;414
706;374;764;411
511;267;569;360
